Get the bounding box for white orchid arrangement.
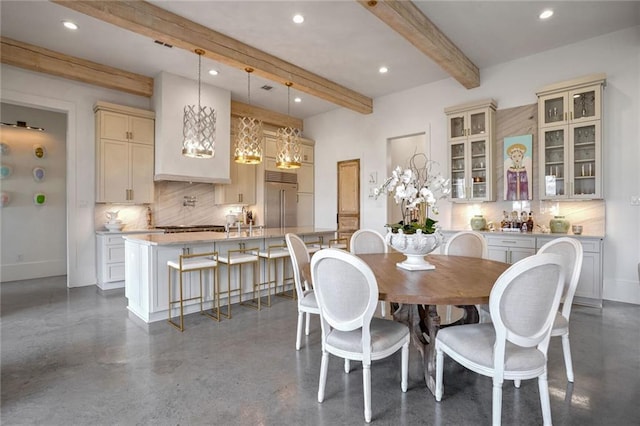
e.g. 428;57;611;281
374;153;450;234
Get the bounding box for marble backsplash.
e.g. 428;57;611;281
95;181;252;231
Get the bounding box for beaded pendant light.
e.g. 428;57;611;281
276;82;301;169
234;68;264;164
182;49;216;158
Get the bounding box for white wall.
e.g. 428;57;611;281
305;26;640;304
0;104;66;281
1;65;151;287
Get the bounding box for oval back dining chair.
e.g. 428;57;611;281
442;231;489;324
285;233;319;351
537;237;583;382
311;248;409;423
435;253;565;426
350;229;388;317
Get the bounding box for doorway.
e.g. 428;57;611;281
337;159;360;244
386;133;428;225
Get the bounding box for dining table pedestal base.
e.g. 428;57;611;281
392;303;479;395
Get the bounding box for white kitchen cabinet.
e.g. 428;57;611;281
486;234;536;264
445;99;497;202
537;74;606;200
96;234;125;290
536;236;603;307
95;102;155;204
296;192;314;227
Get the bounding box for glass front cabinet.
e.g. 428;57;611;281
445;99;497;202
537;74;605;200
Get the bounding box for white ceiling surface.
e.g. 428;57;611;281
1;1;639;119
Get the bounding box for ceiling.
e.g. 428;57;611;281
1;1;639;119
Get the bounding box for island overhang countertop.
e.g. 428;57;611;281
123;227;337;246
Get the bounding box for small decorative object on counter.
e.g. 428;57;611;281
572;225;583;235
549;215;570;234
470;215;487;231
527;212;534;232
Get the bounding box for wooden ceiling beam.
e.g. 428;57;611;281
0;37;153;97
231;101;303;130
52;0;373;115
358;0;480;89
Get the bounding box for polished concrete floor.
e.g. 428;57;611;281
1;275;639;425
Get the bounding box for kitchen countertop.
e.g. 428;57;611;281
122;227;336;246
442;229;604;239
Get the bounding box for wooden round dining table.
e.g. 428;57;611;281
308;251;510;395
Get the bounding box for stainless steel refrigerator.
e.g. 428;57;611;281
264;171;298;228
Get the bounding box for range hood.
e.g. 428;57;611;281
153;72;231;184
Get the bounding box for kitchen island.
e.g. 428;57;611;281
123;227;336;323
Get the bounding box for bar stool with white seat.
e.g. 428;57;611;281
167;250;219;332
217;246;261;316
320;237;349;250
258;243;294;301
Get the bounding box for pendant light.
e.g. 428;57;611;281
234;67;264;164
276;82;301;169
182;48;216;158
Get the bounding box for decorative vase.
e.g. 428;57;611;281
549;216;570;234
470;215;487;231
385;228;443;271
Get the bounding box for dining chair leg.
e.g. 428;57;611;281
514;379;521;388
296;311;304;351
538;371;552;426
401;342;409;392
344;359;350;373
305;313;311;335
492;377;503;426
363;362;372;423
318;351;329;403
562;334;575;382
435;344;444;401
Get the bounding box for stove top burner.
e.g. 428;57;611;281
155;225;227;233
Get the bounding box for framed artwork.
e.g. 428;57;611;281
503;135;533;201
34;193;46;205
33;167;46;182
0;164;13;179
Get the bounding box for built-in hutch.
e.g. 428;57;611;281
445;99;497;202
537;73;606;200
94;102;155;204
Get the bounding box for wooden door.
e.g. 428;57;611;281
337;159;360;244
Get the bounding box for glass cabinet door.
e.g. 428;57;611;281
469;110;487;136
450;142;466;199
448;113;466;140
470;139;488;199
571;122;600;197
569;85;601;122
540;94;567;127
542;127;566;198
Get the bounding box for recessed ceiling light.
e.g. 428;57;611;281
539;9;554;20
208;69;219;76
62;21;78;30
379;66;389;74
293;14;304;24
294;97;302;103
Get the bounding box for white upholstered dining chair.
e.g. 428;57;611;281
435;253;565;426
350;229;389;317
311;248;409;423
441;231;488;323
537;237;583;382
285;233;319;351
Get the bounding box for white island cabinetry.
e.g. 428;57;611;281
124;228;335;323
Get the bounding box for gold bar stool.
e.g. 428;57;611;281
217;246;260;316
167;251;219;332
305;238;323;255
321;237;349;251
259;244;294;301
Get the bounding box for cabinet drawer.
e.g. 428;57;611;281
106;245;125;263
486;235;535;249
339;216;359;231
107;263;125;282
105;235;125;245
578;239;601;253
